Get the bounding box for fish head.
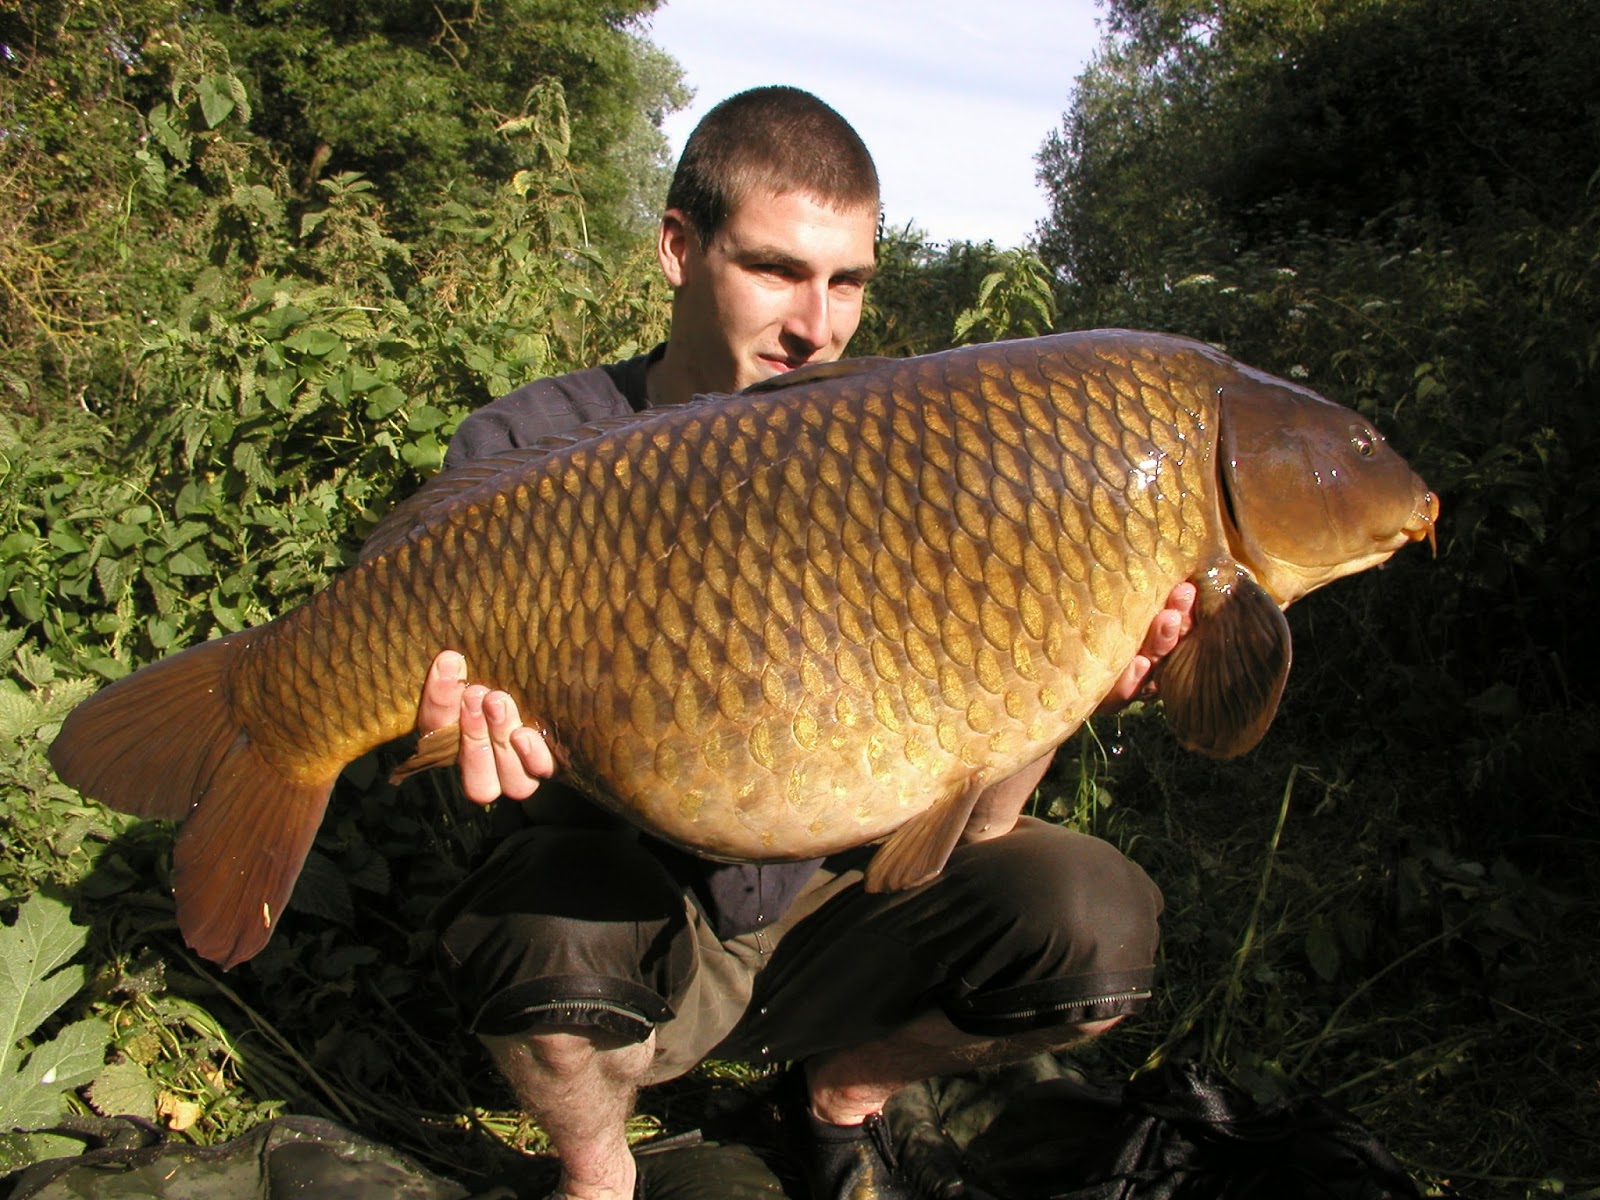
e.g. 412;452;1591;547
1217;366;1438;607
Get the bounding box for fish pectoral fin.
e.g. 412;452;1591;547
863;778;985;894
1160;561;1293;759
388;724;462;784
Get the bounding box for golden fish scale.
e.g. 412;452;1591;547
233;336;1222;860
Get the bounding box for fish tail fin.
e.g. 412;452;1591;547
49;633;254;822
172;747;331;968
48;632;335;968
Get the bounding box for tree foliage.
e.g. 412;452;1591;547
1036;0;1600;800
1038;0;1600;283
1033;4;1600;1190
188;0;687;242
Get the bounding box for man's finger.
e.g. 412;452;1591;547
1096;654;1153;716
510;726;558;782
456;684;503;805
484;691;542;801
1140;582;1197;658
418;650;468;734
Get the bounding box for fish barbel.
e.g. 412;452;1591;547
49;330;1438;967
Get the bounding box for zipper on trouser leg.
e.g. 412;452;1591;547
945;970;1155;1038
472;975;673;1041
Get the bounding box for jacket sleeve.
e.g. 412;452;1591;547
444;374;606;469
444;349;659;469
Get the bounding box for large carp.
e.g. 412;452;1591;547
50;330;1436;968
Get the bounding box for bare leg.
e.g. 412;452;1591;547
805;1011;1121;1125
483;1026;656;1200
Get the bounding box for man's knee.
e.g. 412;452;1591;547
956;821;1163;967
940;823;1163;1037
432;828;694;1040
485;1025;653;1078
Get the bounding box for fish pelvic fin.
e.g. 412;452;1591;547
1160;560;1293;759
863;777;985;894
47;631;336;969
388;723;461;784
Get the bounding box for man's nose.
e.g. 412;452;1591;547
784;280;831;351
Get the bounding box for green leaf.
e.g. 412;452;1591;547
87;1059;159;1121
133;148;167;193
146;103;190;165
167;545;212;577
47;526;87;555
0;689;38;741
232;441;276;492
209;591;245;633
197;75;236;129
406;404;446;432
285;329;344;357
363;385;408;419
290;850;354;926
94;556;138;603
0;896;109;1130
25;1016;108;1091
13;646;55;688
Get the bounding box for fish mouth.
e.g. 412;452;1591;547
1405;489;1441;556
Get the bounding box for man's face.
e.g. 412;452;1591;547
659;189;878;395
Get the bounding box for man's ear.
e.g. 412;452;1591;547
658;209;694;287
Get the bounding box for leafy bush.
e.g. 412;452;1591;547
0;894;111;1171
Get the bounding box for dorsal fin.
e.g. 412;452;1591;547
359;406;685;561
740;356;897;395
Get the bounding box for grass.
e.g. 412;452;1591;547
1080;669;1600;1198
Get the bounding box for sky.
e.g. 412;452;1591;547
641;1;1110;249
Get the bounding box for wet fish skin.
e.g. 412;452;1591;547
48;330;1437;967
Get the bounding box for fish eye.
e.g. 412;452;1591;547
1350;426;1376;457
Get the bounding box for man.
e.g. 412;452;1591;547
415;87;1194;1200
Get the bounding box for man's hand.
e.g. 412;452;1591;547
419;651;556;805
1095;582;1197;716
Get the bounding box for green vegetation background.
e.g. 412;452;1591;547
2;0;1595;1195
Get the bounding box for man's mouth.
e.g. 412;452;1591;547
757;352;812;374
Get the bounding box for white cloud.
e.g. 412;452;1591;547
642;0;1106;246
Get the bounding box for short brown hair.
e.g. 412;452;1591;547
666;86;880;244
